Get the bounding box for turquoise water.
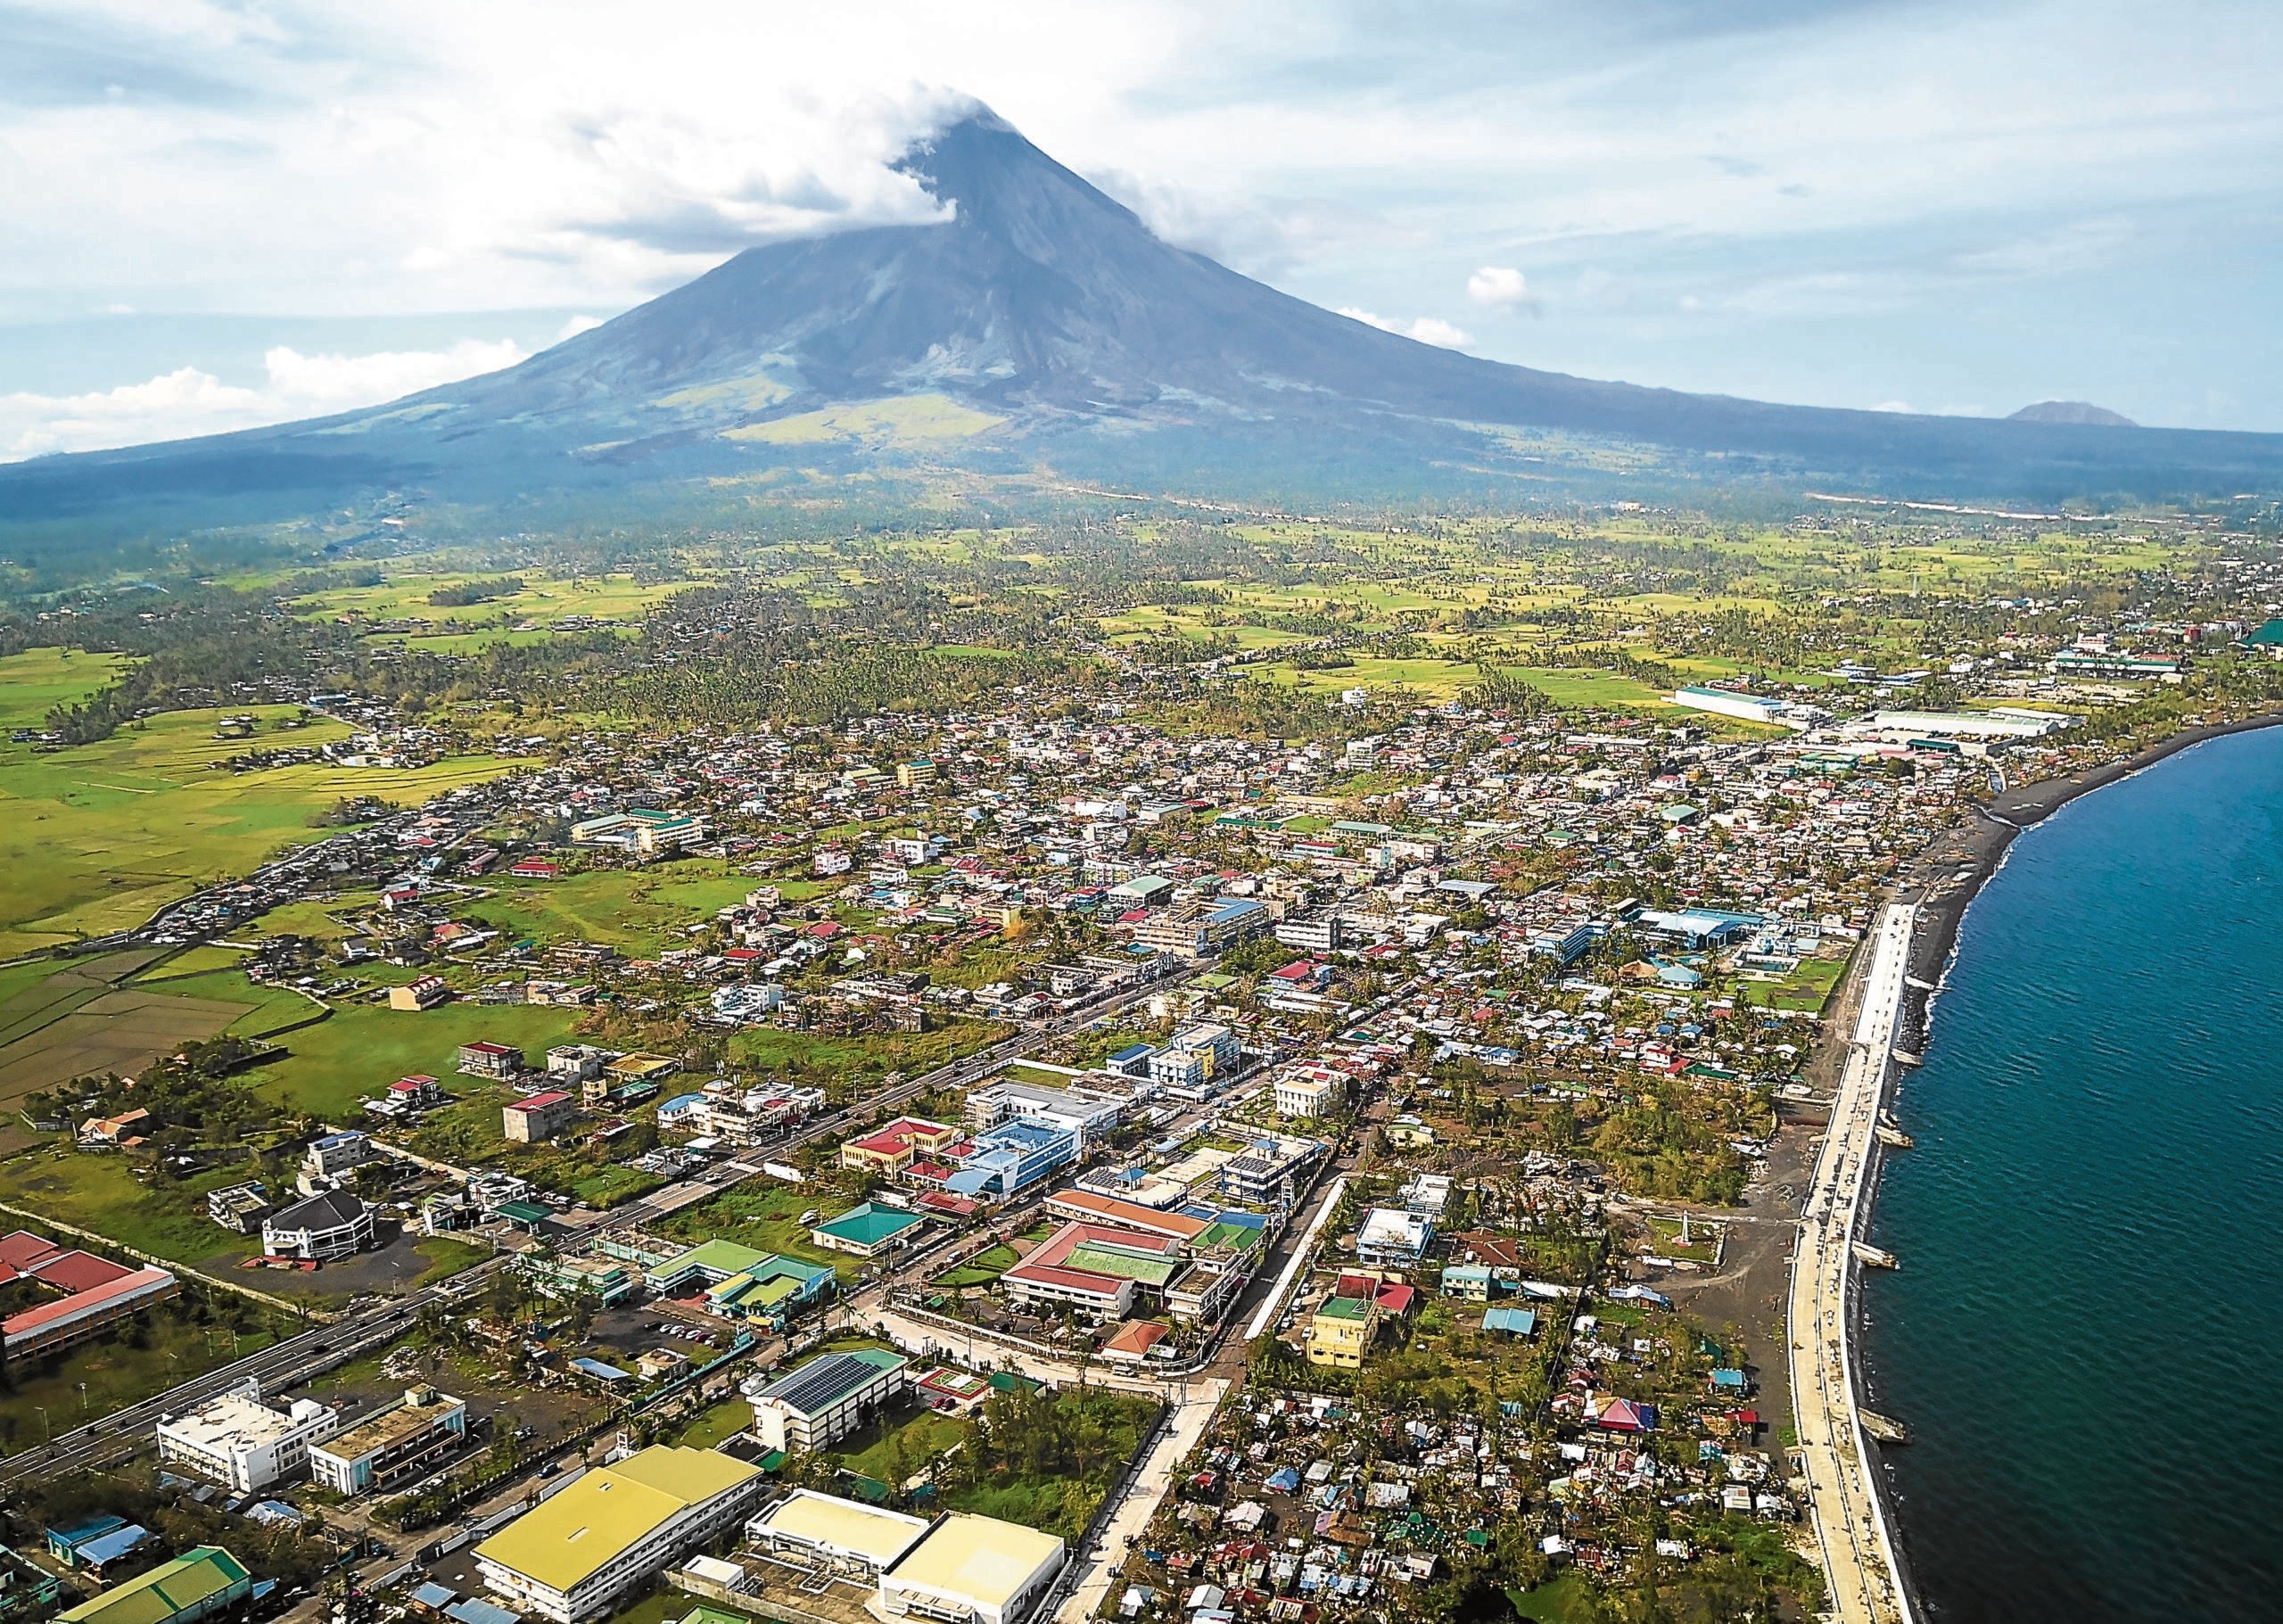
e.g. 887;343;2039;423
1864;725;2283;1620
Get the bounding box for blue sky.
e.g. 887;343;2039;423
3;0;2279;457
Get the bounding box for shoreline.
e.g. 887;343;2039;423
1819;705;2283;1620
1900;707;2283;999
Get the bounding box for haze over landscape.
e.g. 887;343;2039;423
0;9;2279;1624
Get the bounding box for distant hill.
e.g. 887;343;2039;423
2009;401;2139;428
3;106;2279;573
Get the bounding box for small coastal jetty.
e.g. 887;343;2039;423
1875;1123;1916;1150
1892;1050;1924;1068
1852;1241;1900;1270
1861;1411;1912;1445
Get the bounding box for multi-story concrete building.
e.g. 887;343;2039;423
1305;1295;1380;1369
261;1190;375;1261
156;1385;340;1493
503;1089;577;1143
878;1512;1066;1624
751;1349;908;1455
308;1387;467;1496
474;1446;763;1623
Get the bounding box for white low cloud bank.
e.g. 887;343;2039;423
1466;266;1530;307
1336;307;1471;349
0;337;528;460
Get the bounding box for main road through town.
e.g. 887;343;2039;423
1787;900;1917;1624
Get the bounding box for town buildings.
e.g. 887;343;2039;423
876;1512;1066;1624
309;1386;468;1496
503;1090;577;1143
261;1190;375;1261
156;1385;341;1493
0;1232;177;1364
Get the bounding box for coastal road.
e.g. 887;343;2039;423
1787;902;1917;1624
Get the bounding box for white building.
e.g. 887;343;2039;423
878;1511;1067;1624
1669;687;1786;726
1273;1072;1339;1120
303;1131;371;1180
1355;1207;1434;1267
752;1349;908;1455
156;1383;340;1492
744;1489;929;1584
1850;709;2067;741
962;1078;1125;1151
1273;916;1342;954
261;1190;375;1260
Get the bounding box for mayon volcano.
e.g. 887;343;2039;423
6;108;2282;540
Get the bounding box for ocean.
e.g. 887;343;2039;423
1863;724;2283;1620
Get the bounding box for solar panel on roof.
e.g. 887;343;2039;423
762;1353;877;1414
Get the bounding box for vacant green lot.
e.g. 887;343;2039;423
655;1181;850;1278
821;1403;968;1488
469;867;756;956
239;987;581;1117
1755;953;1851;1015
728;1024;1000;1098
672;1397;754;1449
0;1150;268;1269
934;1243;1018;1288
0;1299;283;1453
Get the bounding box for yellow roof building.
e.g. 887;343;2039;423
474;1447;762;1621
879;1512;1067;1624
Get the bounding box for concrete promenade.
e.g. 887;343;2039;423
1787;901;1917;1624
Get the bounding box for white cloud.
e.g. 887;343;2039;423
1467;265;1529;307
1871;400;1917;414
556;314;606;341
1336;308;1471;349
0;338;527;460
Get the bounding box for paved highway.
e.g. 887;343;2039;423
1786;902;1917;1624
0;1258;509;1486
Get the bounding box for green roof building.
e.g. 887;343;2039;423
59;1547;251;1624
809;1202;928;1258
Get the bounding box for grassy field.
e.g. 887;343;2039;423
0;1150;269;1270
0;949;262;1109
1754;953;1851;1015
0;647;136;731
468;867;756;956
238;988;581;1117
821;1404;968;1487
0;1302;283;1453
1509;1573;1597;1623
934;1243;1017;1288
671;1397;753;1448
727;1024;1001;1098
0;693;525;957
287;570;688;650
655;1181;851;1278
